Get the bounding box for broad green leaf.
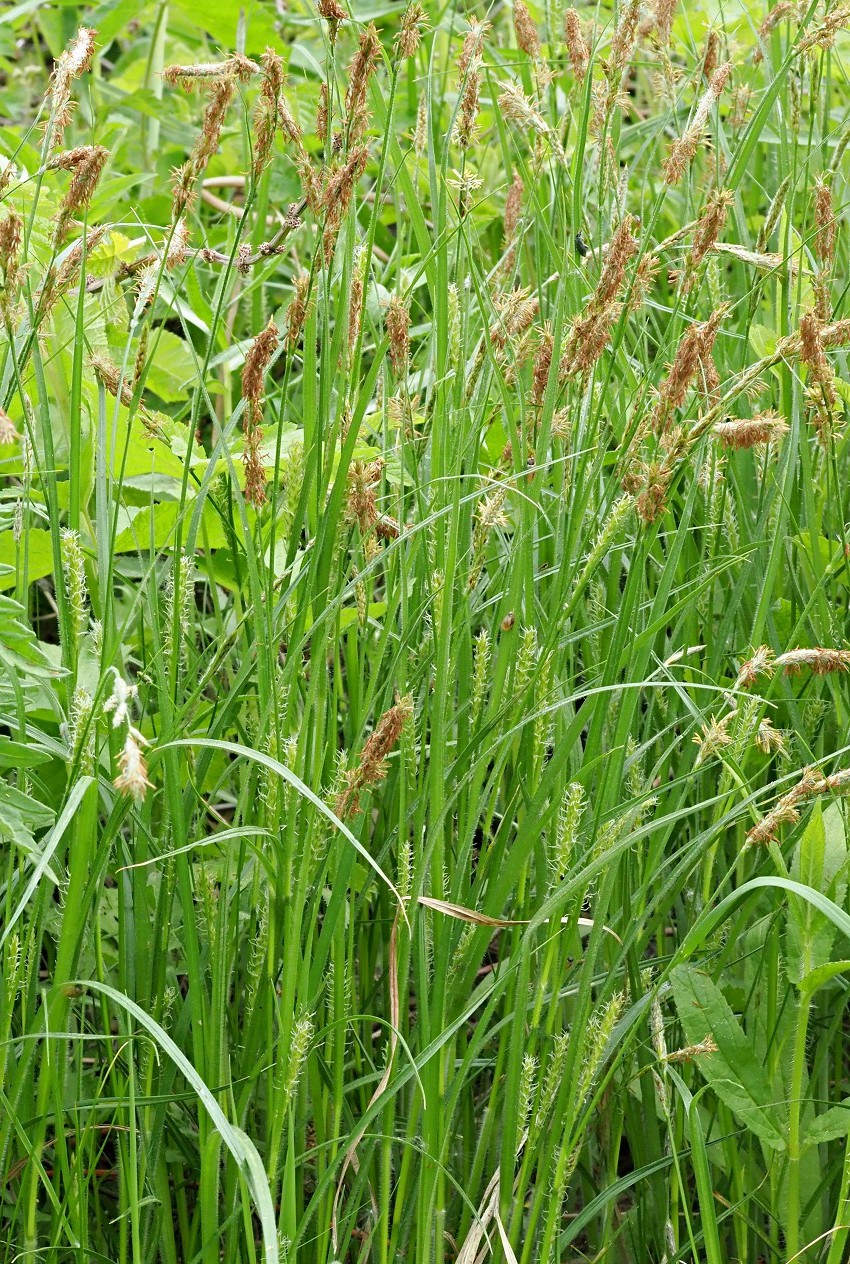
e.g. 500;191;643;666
787;803;848;985
0;593;64;676
670;964;787;1149
0;738;52;769
803;1102;850;1149
114;501;228;554
143;329;199;404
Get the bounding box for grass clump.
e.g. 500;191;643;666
2;1;850;1261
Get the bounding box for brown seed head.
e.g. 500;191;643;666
51;145;109;244
45;27;96;148
814;177;835;269
397;2;426;59
252;48;286;178
317;0;347;40
336;695;413;818
242;318;279;421
776;647;850;676
683;188;733;288
532;325;554;406
386;296;411;376
345;24;382;141
91;353;133;407
734;644;776;689
514;0;540;59
0;406;20;445
286;273;310;347
653;0;679;47
663;62;732;184
563;9;590;83
595;213;639;309
193;76;236;168
714;413;789;450
701;27;720;79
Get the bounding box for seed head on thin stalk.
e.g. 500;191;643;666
799;309;838;439
0;407;19;446
798;4;850;54
0;211;23;318
396;2;426;59
44;26;96;150
468;486;508;591
347;257;365;354
38;224;107;316
752;1;798;64
162;54;259;87
321;144;368;261
60;528;88;640
252;48;285;179
50;145;109;244
564;9;590;84
317;0;347;43
548;782;585;888
452;19;488;149
650;304;728;434
287;273;311;347
531;325;554;407
560;214;638;378
171;76;235;218
714;413;788;450
663;62;733;184
652;0;679;47
335;695;413;818
345;24;381;142
692;25;717;81
499;84;565;161
777;647;850;675
514;1;540;59
681;189;732;291
813;177;836;319
385;296;410;376
241;318;279;507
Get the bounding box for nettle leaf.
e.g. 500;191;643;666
670;964;787;1150
787;802;848;985
803;1102;850;1149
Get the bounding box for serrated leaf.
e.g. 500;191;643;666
670;964;787;1149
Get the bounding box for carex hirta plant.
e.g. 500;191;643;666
2;1;850;1261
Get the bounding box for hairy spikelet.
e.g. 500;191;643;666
44;27;96;148
564;8;590;82
336;696;413;818
663;63;732;184
514;0;540;58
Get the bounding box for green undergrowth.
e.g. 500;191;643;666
2;0;850;1260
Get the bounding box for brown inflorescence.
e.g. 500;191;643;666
663;62;732;184
44;27;97;149
241;319;279;507
563;9;590;83
335;695;414;818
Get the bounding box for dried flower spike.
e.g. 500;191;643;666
514;1;540;59
564;9;590;83
45;27;96;149
386;297;411;376
714;412;789;450
396;2;426;59
336;695;413;818
241;318;279;506
663;63;732;184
